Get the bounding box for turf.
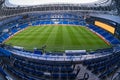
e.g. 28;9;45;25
5;25;110;52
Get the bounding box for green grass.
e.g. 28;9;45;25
5;25;110;52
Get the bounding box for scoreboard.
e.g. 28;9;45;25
95;21;115;34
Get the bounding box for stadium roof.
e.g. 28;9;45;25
7;0;98;5
90;14;120;24
5;0;109;7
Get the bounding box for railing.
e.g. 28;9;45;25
9;49;112;62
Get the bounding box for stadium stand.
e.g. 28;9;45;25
83;52;120;79
0;0;120;80
88;24;120;44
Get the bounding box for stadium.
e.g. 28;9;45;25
0;0;120;80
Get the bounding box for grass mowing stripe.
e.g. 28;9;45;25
73;26;90;48
62;26;72;49
20;26;46;44
67;26;82;49
48;26;58;50
24;26;51;50
26;27;42;49
70;26;87;49
54;26;63;51
45;26;58;51
26;26;54;51
39;26;54;42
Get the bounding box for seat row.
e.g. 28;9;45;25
14;60;74;73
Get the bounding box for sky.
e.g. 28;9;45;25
8;0;99;6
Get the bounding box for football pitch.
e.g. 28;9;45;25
5;25;110;52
